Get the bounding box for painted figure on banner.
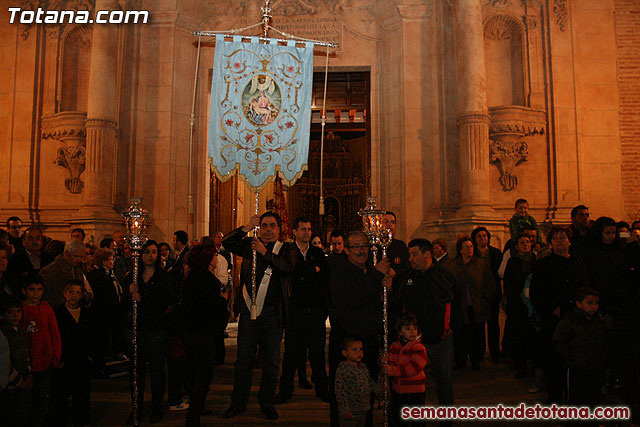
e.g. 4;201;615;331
243;75;281;126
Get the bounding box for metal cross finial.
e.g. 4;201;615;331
261;0;272;37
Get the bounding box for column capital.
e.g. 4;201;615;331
397;4;433;21
457;113;490;126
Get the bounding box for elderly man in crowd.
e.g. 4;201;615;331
40;240;92;309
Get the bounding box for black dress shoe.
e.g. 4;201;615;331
298;379;313;389
262;407;279;420
275;392;292;404
222;405;246;419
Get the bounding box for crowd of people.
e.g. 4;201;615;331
0;200;639;426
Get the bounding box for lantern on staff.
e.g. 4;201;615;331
358;196;392;427
121;197;149;427
359;196;385;263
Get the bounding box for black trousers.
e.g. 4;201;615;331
502;304;535;370
183;332;217;427
51;361;91;427
231;305;283;410
454;307;486;367
279;307;328;395
328;328;378;427
487;296;501;360
128;329;168;414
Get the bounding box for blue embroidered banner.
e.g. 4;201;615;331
208;35;315;191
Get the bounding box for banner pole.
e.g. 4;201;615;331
251;189;259;320
188;33;202;237
319;47;330;216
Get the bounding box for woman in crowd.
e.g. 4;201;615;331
452;236;496;371
182;244;229;427
502;233;536;378
530;225;589;403
83;243;98;274
311;234;323;250
583;216;630;316
127;240;175;424
159;242;175;271
86;248;126;377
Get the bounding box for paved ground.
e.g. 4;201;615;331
89;320;556;426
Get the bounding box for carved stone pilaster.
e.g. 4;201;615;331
84;118;117;206
458;114;491;204
41;111;87;194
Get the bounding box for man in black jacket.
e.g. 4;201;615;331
328;230;391;427
6;217;24;252
52;280;92;426
222;212;295;421
6;227;53;295
168;230;189;285
277;217;330;404
399;239;456;415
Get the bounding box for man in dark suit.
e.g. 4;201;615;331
6;216;24;251
6;227;53;295
168;230;189;291
380;212;410;340
277;217;330;404
222;212;296;421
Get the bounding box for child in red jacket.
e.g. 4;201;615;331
20;274;61;426
383;313;428;426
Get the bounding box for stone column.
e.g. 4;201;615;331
83;0;119;210
456;0;493;216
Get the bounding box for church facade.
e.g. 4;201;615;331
1;0;638;247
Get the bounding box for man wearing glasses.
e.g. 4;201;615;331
6;217;24;251
6;227;53;295
328;230;392;427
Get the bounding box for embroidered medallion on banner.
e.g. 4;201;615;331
208;35;315;191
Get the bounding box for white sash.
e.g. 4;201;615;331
243;240;283;319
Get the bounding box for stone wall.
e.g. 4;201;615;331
1;0;639;246
614;0;640;222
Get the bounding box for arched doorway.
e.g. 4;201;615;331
287;70;371;243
